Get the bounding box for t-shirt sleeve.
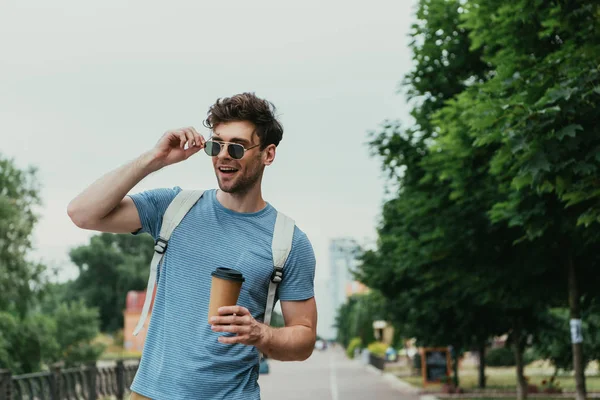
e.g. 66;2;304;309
277;227;316;301
128;186;182;240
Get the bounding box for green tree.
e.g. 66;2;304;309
0;154;45;316
360;2;600;398
68;233;154;332
360;0;535;389
0;312;58;374
335;291;387;349
53;301;105;367
451;2;600;399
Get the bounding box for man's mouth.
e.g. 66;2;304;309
218;166;239;176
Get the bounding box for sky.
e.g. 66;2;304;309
0;0;418;336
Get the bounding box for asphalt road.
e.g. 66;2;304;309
260;346;419;400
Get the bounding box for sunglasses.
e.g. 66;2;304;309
203;139;260;160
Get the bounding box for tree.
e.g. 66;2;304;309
360;0;544;389
335;291;388;349
0;154;45;316
453;2;600;399
68;233;154;332
360;2;600;399
53;301;105;367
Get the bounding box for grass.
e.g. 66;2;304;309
100;351;142;361
392;365;600;392
95;332;141;360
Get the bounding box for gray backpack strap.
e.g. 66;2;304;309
133;189;205;336
263;211;295;327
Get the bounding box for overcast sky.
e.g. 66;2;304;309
1;0;417;334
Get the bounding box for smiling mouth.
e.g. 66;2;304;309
218;166;239;176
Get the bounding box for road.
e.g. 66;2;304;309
260;347;419;400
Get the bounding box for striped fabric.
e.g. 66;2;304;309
127;187;316;400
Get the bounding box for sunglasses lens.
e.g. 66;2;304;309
228;144;245;159
204;141;221;157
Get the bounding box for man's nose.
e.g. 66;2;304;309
216;143;231;160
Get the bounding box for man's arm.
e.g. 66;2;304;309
259;298;317;361
67;127;204;233
211;297;318;362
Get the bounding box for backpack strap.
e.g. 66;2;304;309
133;189;205;336
263;211;295;327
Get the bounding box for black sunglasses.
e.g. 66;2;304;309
204;139;260;160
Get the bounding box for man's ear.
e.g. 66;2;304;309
263;145;276;166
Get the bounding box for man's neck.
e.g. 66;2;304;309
216;185;267;214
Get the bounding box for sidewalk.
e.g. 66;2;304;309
260;346;420;400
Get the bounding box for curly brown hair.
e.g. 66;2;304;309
203;92;283;150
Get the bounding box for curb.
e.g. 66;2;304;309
360;362;425;396
382;373;422;394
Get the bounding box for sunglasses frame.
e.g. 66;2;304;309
204;138;260;159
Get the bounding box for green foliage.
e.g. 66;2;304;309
486;346;516;367
68;233;154;332
0;300;104;374
0;154;105;374
346;337;362;359
367;341;387;358
54;301;105;367
532;305;600;372
0;311;58;374
0;154;45;316
335;291;388;349
361;3;600;398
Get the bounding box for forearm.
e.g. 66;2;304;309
257;324;316;361
67;152;158;226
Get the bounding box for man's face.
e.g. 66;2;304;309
210;121;265;195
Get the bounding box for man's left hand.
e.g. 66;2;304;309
210;306;269;346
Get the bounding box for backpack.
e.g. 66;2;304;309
132;190;295;337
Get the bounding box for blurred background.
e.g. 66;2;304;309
1;0;599;399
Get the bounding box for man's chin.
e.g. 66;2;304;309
216;179;237;193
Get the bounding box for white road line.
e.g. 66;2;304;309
329;351;339;400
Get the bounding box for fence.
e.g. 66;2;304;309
0;359;139;400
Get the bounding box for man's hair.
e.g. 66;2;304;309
204;92;283;149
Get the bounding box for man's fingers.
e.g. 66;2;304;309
211;315;238;325
218;306;249;316
212;324;248;334
181;128;194;148
177;131;187;149
190;126;204;147
194;132;204;148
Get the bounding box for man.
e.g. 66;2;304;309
67;93;317;399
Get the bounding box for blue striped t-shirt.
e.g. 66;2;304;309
128;187;316;399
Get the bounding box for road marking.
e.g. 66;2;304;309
329;351;339;400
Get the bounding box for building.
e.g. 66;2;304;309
315;237;369;340
330;237;360;311
123;287;156;352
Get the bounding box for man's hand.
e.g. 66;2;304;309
150;127;206;171
210;306;269;346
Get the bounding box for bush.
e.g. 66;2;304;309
346;337;362;359
368;341;387;358
486;346;515;367
523;348;539;365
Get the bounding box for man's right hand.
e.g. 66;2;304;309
68;126;206;233
150;127;206;170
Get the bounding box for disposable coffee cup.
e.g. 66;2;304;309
208;267;245;324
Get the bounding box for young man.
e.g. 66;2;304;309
67;93;317;399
